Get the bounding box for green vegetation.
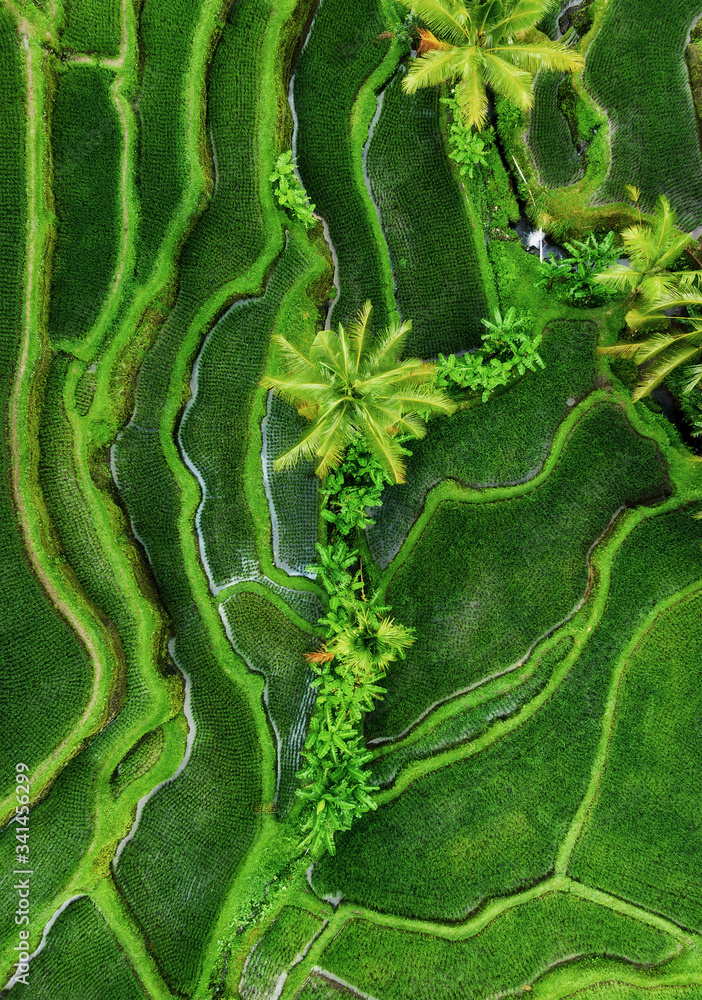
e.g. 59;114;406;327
368;320;600;568
220;590;317;816
261;300;456;482
292;0;396;326
584;0;702;223
366;72;491;356
14;896;145;998
529;70;584;188
400;0;584;130
60;0;121;57
4;0;702;996
240;905;323;1000
370;403;667;741
317;894;678;999
570;590;702;930
270;151;317;229
48;67;121;344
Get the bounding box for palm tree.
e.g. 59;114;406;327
399;0;584;130
597;194;702;400
260;302;456;482
594;195;702;330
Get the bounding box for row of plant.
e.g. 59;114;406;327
367;318;599;569
220;589;319;816
15;896;145;999
371;402;667;741
314;893;677;1000
584;0;702;225
48;66;122;345
133;0;215;279
0;14;99;787
292;0;398;328
240;904;323;1000
60;0;122;57
571;589;702;931
528;69;584;189
368;635;572;788
178;248;308;591
365;71;492;358
175;0;271;302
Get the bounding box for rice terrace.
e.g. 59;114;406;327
2;0;702;995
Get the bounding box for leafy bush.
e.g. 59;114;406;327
441;93;490;179
270;151;317;229
536;231;620;304
435;307;544;401
319;437;392;536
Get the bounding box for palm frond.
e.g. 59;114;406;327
313;406;356;478
399;0;470;46
269;335;315;376
681;360;702;393
259;374;335;408
493;40;584;74
348;300;373;370
455;50;489;128
593;262;639;292
482;51;534;109
632;341;702;401
490;0;555;37
394;412;429;438
626;291;702;330
363;420;409;483
417;28;453;54
366;317;413;371
402;47;465;94
390;385;458;414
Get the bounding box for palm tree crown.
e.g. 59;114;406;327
400;0;584;130
594;194;702;330
260;302;457;482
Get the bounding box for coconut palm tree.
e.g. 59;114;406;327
400;0;584;130
260;302;456;482
594;194;702;329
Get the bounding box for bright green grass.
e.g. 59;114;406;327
295;975;358;999
11;896;145;998
113;648;262;995
134;0;211;278
61;0;121;57
312;620;616;919
293;0;394;327
220;590;317;816
569;589;702;931
367;321;599;569
365;69;490;357
178;242;309;591
585;0;702;224
369;403;667;741
368;636;573;788
317;893;678;1000
48;67;121;344
313;502;702;923
240;905;323;1000
528;71;583;189
0;14;93;790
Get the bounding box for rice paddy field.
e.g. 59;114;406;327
1;0;702;997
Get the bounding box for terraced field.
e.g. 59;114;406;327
2;0;702;997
